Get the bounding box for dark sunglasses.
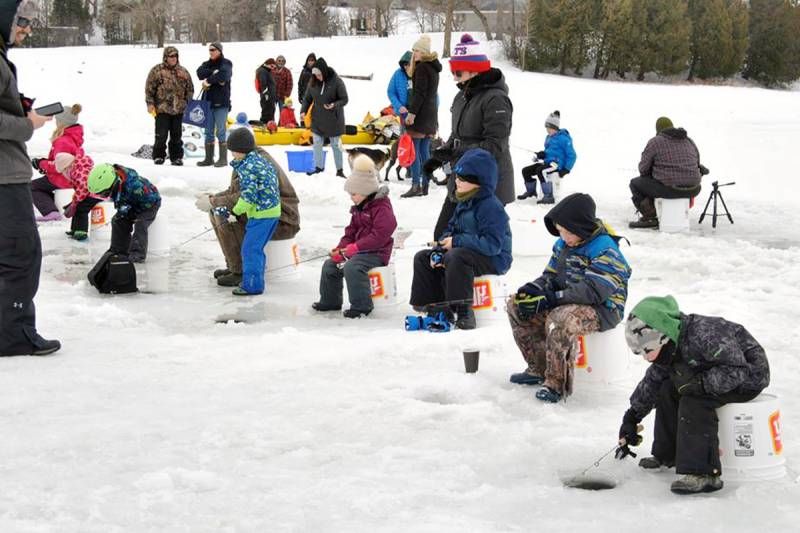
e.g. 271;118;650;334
16;16;32;29
453;70;464;77
167;54;178;58
209;48;219;53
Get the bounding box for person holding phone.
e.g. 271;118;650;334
0;0;61;357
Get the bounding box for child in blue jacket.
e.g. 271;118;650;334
224;128;282;296
87;163;161;262
518;110;576;204
409;148;512;330
507;193;630;403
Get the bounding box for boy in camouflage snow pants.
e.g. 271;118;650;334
507;193;631;403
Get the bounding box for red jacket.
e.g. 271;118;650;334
272;66;293;100
39;124;85;189
279;107;298;128
337;188;397;265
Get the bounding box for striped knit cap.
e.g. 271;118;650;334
449;33;491;74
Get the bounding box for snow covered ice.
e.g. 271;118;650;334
2;34;799;531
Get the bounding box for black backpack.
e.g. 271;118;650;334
87;251;138;294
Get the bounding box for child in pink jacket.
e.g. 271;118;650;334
30;103;84;221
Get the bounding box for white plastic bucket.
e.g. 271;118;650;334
717;393;786;481
266;238;300;281
147;211;170;256
574;326;629;384
90;201;114;240
139;256;170;293
368;264;398;307
472;275;508;324
53;188;74;215
656;198;690;233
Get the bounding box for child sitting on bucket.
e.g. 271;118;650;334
279;97;298;128
312;155;397;318
220;128;282;296
87;163;161;262
517;110;576;204
507;192;631;402
617;295;769;494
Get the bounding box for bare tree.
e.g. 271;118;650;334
443;0;454;57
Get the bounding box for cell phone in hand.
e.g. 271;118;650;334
33;102;64;116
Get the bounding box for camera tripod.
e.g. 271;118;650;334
698;181;734;228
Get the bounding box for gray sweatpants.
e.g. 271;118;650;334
318;254;384;312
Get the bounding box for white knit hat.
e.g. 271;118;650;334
412;34;431;55
54;152;75;173
344;155;379;196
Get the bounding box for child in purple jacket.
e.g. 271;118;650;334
312;156;398;318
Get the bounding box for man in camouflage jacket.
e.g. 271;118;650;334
145;46;194;165
618;295;769;494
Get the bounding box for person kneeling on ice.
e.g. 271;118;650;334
507;193;630;402
217;128;282;296
87;163;161;263
409;148;512;330
312;155;397;318
618;295;769;494
517;110;576;204
53;152;102;241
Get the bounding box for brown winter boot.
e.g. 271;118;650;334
197;143;214;167
400;184;424;198
214;142;228;167
629;198;659;229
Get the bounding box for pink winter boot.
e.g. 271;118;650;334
36;211;63;222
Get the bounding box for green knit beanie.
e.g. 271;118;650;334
629;295;682;343
655;116;674;133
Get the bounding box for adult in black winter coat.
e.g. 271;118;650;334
299;57;349;177
297;53;316;102
255;58;277;124
401;35;441;198
424;34;514;240
196;42;233;167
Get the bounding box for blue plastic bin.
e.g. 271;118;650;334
286;150;326;173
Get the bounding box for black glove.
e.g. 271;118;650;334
535;150;546;159
558;168;570;178
516;281;557;305
514;294;551;320
677;375;705;396
618;408;643;447
699;164;710;176
31;158;45;173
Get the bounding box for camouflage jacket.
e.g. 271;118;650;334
628;313;770;420
145;51;194;115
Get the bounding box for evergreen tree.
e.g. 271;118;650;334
724;0;749;77
629;0;691;80
744;0;800;86
52;0;91;30
688;0;734;80
594;0;638;79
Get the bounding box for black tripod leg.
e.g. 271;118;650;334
699;191;714;224
718;192;734;224
712;191;719;228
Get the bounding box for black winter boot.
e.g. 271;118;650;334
400;184;424;198
214;142;228;167
454;305;476;330
217;272;242;287
197;143;215;166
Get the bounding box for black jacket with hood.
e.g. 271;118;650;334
407;57;441;136
299;57;349;138
441;68;514;205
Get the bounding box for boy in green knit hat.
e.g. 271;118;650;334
618;295;770;494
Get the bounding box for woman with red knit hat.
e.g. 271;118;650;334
423;33;514;240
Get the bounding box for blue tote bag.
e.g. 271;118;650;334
182;90;211;128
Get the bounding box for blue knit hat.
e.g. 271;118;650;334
453;148;497;187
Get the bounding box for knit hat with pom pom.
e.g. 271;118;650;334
449;33;491;73
56;103;82;127
344;155;379;196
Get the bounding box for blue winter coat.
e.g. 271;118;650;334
231;151;281;219
111;166;161;215
442;165;513;275
543;129;576;172
387;67;409;115
536;226;630;331
197;56;233;109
